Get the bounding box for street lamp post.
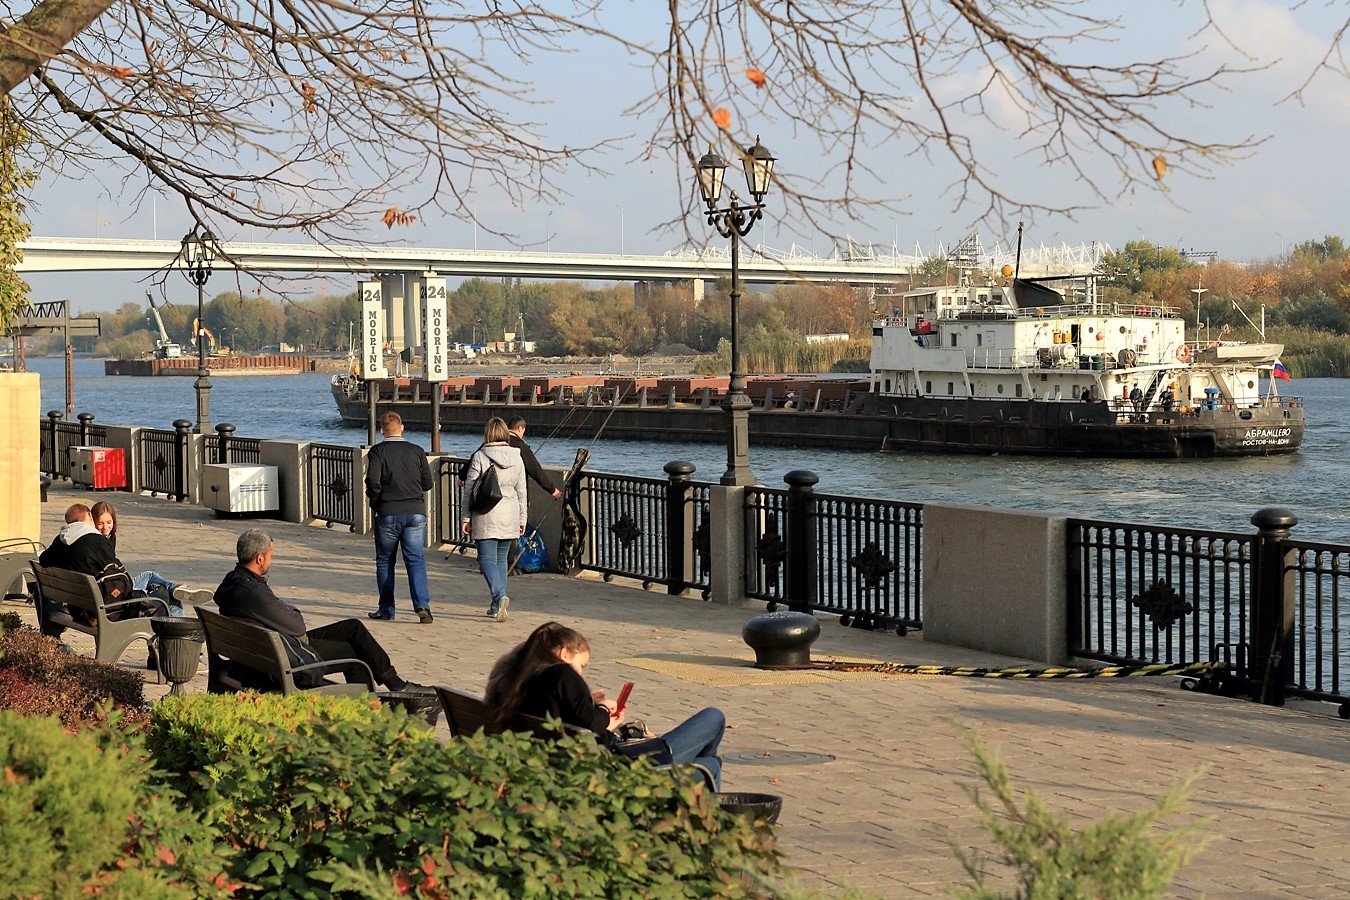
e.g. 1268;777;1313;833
695;136;775;487
180;225;218;434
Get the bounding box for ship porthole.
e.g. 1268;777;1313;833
997;384;1004;394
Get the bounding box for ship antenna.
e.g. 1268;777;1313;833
1014;221;1023;281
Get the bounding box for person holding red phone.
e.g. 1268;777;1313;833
486;621;725;788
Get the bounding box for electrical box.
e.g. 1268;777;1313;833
69;446;127;490
201;463;279;514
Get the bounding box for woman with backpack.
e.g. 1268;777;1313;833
460;417;528;622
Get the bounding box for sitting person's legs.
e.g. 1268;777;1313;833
660;707;725;788
306;618;415;690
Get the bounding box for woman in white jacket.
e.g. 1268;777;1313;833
460;417;528;621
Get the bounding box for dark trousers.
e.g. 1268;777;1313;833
307;618;395;686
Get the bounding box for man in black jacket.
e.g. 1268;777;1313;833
39;503;116;575
215;528;431;699
364;411;435;623
506;416;562;500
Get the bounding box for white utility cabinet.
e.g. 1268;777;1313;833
201;463;279;514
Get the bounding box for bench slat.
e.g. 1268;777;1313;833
31;562;155;665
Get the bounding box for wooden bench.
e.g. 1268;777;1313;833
196;606;377;696
0;538;42;603
434;686;712;786
30;562;163;665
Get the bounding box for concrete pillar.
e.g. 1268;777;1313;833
691;278;705;307
922;504;1068;665
404;274;424;354
708;484;753;607
634;281;651;308
259;440;309;524
381;275;405;352
0;372;40;541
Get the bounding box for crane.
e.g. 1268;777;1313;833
145;290;182;359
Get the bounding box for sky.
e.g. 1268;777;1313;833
20;0;1350;315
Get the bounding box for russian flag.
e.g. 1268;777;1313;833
1272;361;1292;381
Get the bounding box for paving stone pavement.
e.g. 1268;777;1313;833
20;484;1350;898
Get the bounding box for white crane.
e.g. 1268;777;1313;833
146;290;182;359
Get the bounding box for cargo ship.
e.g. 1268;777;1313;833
331;274;1304;458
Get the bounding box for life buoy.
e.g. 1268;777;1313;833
1176;344;1192;363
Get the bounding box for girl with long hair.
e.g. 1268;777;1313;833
486;621;726;788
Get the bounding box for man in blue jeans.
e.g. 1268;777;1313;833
365;411;435;623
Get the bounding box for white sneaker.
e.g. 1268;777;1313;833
172;586;215;606
496;596;510;622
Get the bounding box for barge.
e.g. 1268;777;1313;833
104;354;312;376
332;275;1304;458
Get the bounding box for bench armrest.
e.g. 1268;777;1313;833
292;657;377;691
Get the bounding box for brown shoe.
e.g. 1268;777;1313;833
416;607;433;624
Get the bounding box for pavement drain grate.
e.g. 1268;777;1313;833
725;750;835;766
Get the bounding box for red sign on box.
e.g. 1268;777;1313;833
72;446;127;490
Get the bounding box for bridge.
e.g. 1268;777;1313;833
17;235;1109;351
16;236;1107;285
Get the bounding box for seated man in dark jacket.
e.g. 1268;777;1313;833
214;528;431;698
39;503;116;575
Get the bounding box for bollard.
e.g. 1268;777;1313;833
783;470;819;614
172;419;193;502
77;411;95;446
45;410;62;477
215;423;236;464
1250;507;1298;706
664;461;696;596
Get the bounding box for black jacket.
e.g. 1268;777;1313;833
508;433;556;494
39;522;116;576
365;436;434;517
519;662;611;735
214;565;307;637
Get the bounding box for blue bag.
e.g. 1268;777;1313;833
514;525;550;574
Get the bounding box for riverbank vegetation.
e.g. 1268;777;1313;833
23;233;1350;376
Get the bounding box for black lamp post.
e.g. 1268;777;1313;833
695;136;775;486
180;226;218;434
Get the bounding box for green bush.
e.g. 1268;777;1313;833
950;728;1211;899
151;694;781;898
0;708;233;898
0;623;149;730
148;690;428;786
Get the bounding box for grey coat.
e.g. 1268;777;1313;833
460;442;528;540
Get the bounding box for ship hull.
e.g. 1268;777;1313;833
332;382;1303;458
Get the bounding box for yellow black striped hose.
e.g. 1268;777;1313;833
811;659;1229;679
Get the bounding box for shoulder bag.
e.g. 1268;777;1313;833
469;451;506;514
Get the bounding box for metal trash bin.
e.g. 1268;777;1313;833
150;616;205;695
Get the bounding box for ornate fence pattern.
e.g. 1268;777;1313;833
434;456;472;551
137;426;189;500
581;472;671;588
1286;539;1350;707
42;413;107;479
308;443;358;530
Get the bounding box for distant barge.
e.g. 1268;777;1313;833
104;355;312;376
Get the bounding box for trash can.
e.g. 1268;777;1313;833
150;616;205;695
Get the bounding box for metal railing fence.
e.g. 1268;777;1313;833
308;443;359;530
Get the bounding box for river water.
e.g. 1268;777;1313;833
29;357;1350;542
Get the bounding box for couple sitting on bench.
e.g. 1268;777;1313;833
212;529;435;711
485;621;726;788
39;503;214;666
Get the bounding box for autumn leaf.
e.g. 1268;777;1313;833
155;844;175;865
713;107;732;130
112;67;133;80
746;68;766;88
1151;155;1167;180
299;81;318;113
